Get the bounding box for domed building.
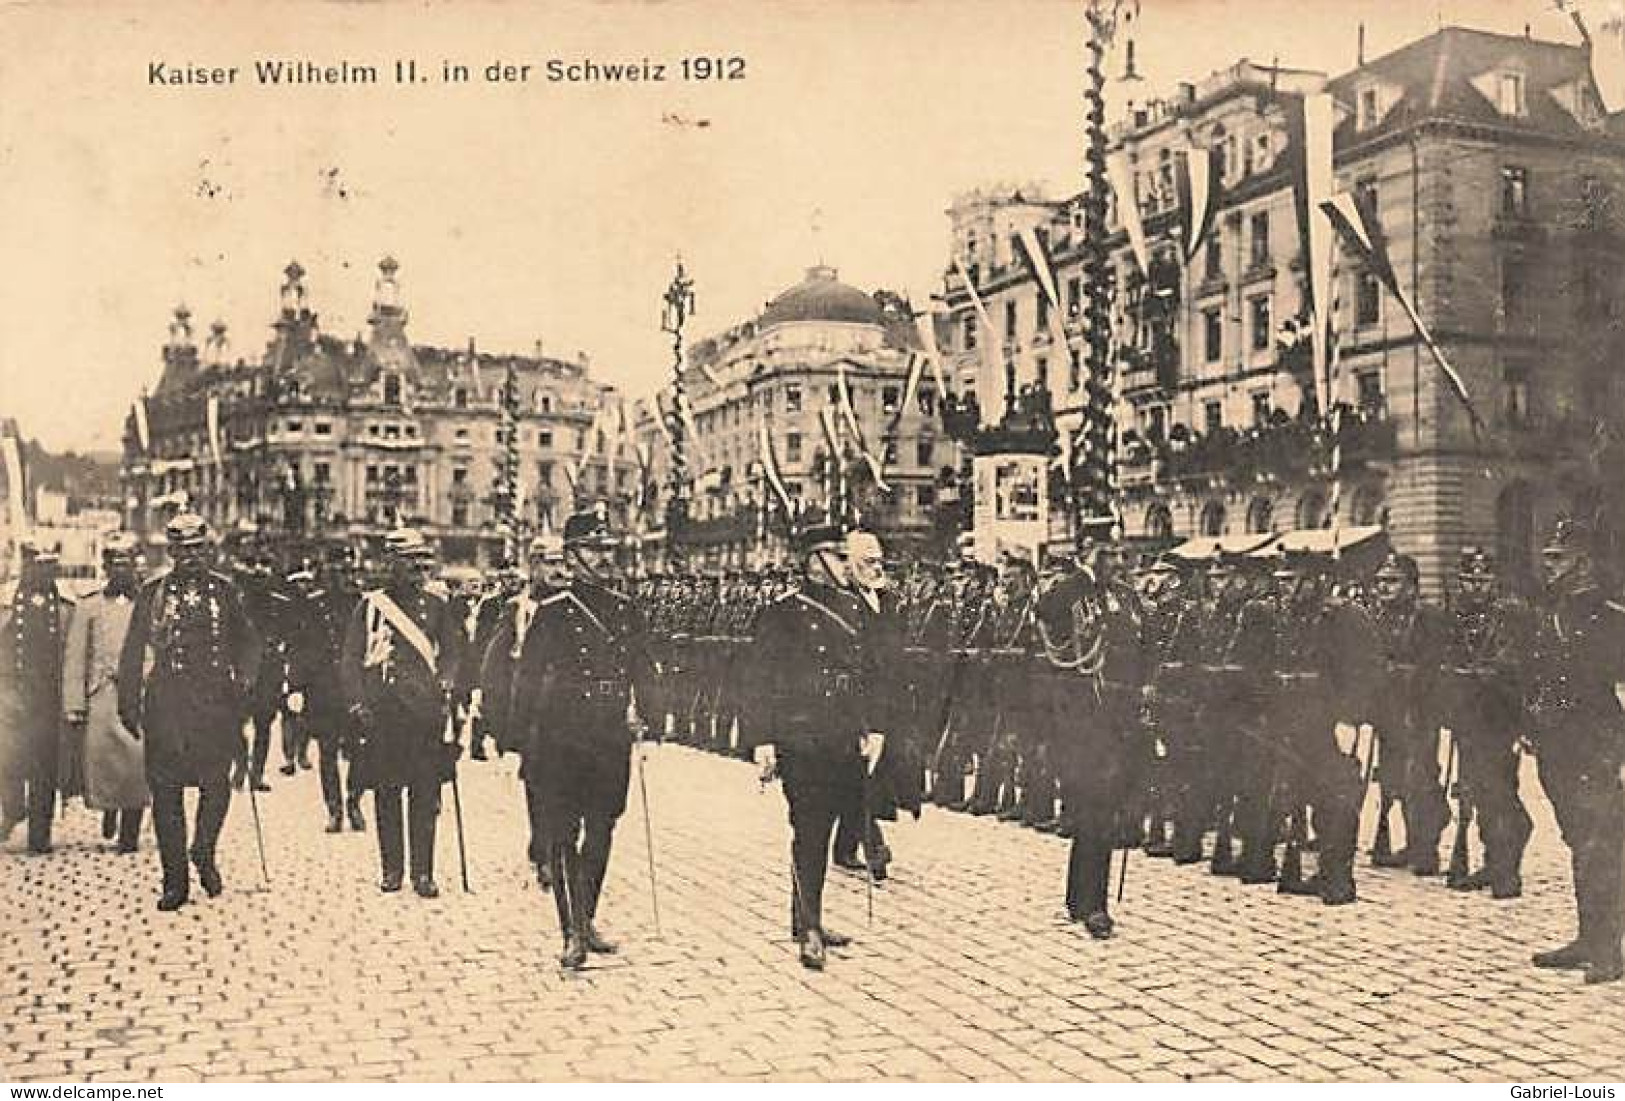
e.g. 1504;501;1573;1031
641;264;949;568
123;258;643;567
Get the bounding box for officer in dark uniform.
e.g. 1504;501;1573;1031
117;514;261;910
340;528;463;898
510;507;653;970
1368;552;1451;875
1443;547;1534;897
235;548;294;793
1527;518;1625;984
294;548;366;833
744;512;877;970
1;539;72;853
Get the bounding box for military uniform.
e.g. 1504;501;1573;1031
339;530;463;896
1;546;72;853
292;559;366;832
117;515;261;909
1527;520;1625;984
510;510;654;967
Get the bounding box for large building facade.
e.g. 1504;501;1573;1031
942;28;1625;592
123;259;643;566
640;264;944;569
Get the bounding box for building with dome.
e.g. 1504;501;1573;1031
122;258;643;567
639;264;946;568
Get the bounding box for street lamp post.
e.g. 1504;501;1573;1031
661;258;697;551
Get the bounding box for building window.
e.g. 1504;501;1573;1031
1004;299;1018;342
1503;362;1530;425
402;466;417;484
452;502;469;526
1147;405;1168;443
452;467;468;485
916;484;936;508
1249;295;1272;351
1497;72;1525;117
1501;256;1527;324
383;373;402;406
882;437;899;465
1357;371;1384;413
454;427;469;442
1066;277;1082;319
1357;270;1382;326
785;432;802;462
1297;489;1329;529
1069;349;1083;392
404;424;418;438
1035;291;1050;334
1204;240;1223;281
313;462;331;484
1145;504;1174;540
314;422;332;436
1355;177;1379;222
881;386;900;414
1249;211;1270;268
1358;87;1380;130
365;465;379;484
454;388;468;409
1203;308;1223;363
384;424;401;440
1246;496;1274;535
368;424;381;437
575;431;586;452
1251;390;1271;427
285;420;303;434
916;438;934;468
1035;356;1049;391
537;461;553;483
1200;500;1226;536
1500;166;1529;217
1204;400;1222;434
786;480;802;499
778;383;801;413
537;429;552;448
962;315;977;350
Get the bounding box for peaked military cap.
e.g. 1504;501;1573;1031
383;527;431;558
1375;550;1419;583
165;512;209;547
564;503;616;548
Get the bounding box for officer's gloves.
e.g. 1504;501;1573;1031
286;691;305;715
860;732;885;775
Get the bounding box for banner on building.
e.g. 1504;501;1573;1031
971;452;1047;565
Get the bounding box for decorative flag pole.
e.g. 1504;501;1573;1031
661;258;697;558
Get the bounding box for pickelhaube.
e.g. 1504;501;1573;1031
101;532;139;561
1458;545;1495;578
18;535;60;563
165;512;209;547
528;530;565;559
1374;550;1419;583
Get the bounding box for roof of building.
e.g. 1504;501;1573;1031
759;265;887;331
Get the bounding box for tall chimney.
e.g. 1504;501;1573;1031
1357;23;1366;66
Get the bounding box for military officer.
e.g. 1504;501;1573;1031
63;534;149;852
1442;547;1534;897
1;539;72;853
1527;518;1625;984
293;549;366;834
117;514;262;910
235;548;294;793
744;512;878;970
510;507;654;970
340;529;463;898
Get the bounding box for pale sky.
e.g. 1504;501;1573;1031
2;0;1618;453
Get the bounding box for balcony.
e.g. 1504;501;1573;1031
1144;405;1396;487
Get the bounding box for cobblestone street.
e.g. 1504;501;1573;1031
3;745;1623;1083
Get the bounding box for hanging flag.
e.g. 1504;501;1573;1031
894;351;926;431
695;361;721;387
206;394;223;468
913;309;950;401
1016;226;1075;352
835;362;890;493
1288;92;1337;415
1320;190;1483;435
1;429;28;538
1107;149;1151;276
1175;145;1222;264
132;397;151;454
757;424;794;518
953;254;1006;399
652;392;675;445
675;389;698;444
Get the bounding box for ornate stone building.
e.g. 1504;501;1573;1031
639;264;943;568
941;27;1625;592
123;258;642;566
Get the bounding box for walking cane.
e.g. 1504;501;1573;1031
242;743;271;888
633;736;663;937
1116;836;1131;904
450;770;472;894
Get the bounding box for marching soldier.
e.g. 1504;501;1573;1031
63;534;149;853
1527;518;1625;984
340;529;463;898
1367;553;1451;875
235;548;294;793
745;511;879;970
1442;547;1534;898
117;514;261;910
510;507;654;970
1;539;72;853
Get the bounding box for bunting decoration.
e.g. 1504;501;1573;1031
1288;91;1337;416
953;254;1007;401
836;361;890;493
1106;149;1151;276
1320;190;1484;436
894;351;926;432
756;424;795;518
132;396;151;454
1;428;28;540
1016;226;1075;351
912;309;951;402
1175;145;1222;264
205;394;224;468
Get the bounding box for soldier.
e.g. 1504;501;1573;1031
510;507;654;970
1442;547;1534;898
1527;518;1625;984
1;539;72;853
293;548;366;834
1367;552;1451;875
63;534;149;853
477;531;567;890
1139;559;1189;858
465;570;521;761
745;512;879;970
967;553;1038;818
235;549;295;793
341;529;463;898
117;514;261;910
